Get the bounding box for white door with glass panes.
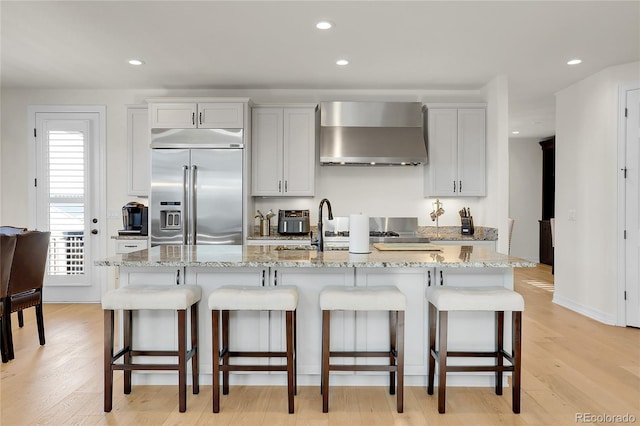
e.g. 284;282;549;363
31;108;106;303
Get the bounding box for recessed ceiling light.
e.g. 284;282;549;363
336;59;349;66
512;131;520;135
567;59;582;65
316;21;333;30
128;59;144;66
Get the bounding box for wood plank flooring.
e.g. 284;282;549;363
1;265;638;425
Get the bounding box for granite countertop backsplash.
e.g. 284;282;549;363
248;226;498;241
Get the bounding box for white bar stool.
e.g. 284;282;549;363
426;286;524;414
102;284;202;413
209;285;298;414
320;285;406;413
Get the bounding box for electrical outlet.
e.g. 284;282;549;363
107;209;121;220
568;209;577;221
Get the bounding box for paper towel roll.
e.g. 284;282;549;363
349;214;370;253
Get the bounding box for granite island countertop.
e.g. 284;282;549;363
96;243;534;269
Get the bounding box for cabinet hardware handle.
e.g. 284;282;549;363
285;180;288;192
176;269;180;285
274;270;278;286
199;112;202;125
453;180;456;192
124;245;137;248
459;180;462;192
427;270;431;287
192;112;195;126
440;270;444;286
261;269;266;287
278;180;282;192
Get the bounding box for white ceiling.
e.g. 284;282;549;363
2;1;638;138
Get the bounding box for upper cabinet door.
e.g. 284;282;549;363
426;108;458;196
424;105;486;197
127;105;151;196
251;105;316;197
252;108;284;196
198;102;244;129
150;103;197;128
457;108;486;196
282;108;316;196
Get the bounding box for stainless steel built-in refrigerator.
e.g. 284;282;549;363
150;128;243;246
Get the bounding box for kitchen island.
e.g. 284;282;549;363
96;244;534;388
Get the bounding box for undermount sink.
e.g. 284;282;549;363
274;245;348;251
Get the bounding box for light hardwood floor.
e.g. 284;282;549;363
1;265;638;425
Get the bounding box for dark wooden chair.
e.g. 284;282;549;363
0;226;27;327
3;230;50;360
0;234;17;362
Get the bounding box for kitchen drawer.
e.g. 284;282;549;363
115;239;148;254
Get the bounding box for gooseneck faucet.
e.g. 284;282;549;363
311;198;333;252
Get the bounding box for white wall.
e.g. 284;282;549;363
508;137;542;262
554;61;639;324
1;84;509;255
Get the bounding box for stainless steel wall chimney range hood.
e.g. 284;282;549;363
319;101;427;166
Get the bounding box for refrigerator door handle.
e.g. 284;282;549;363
182;165;189;245
190;165;198;245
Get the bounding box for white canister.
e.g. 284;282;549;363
349;214;370;253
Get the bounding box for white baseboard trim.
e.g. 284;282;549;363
552;294;617;325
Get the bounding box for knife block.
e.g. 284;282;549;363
461;216;475;235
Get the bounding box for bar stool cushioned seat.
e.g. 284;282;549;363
320;285;406;413
427;286;524;414
209;285;298;414
102;284;201;413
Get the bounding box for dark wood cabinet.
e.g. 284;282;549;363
539;219;554;266
539;137;555;267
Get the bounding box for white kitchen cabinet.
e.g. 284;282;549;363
149;102;244;129
251;105;317;197
354;268;429;376
115;237;148;254
126;105;150;196
424;105;486;197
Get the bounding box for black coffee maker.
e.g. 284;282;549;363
121;202;148;235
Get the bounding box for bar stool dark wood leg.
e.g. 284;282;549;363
286;310;295;414
178;309;187;412
212;309;220;413
123;310;132;395
389;310;397;395
222;310;230;395
322;310;330;413
427;302;436;395
496;311;504;395
191;303;199;394
293;309;298;395
396;310;405;413
103;310;114;412
437;310;448;414
512;311;522;414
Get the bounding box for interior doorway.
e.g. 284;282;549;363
619;85;640;328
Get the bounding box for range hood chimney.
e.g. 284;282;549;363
320;101;427;166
